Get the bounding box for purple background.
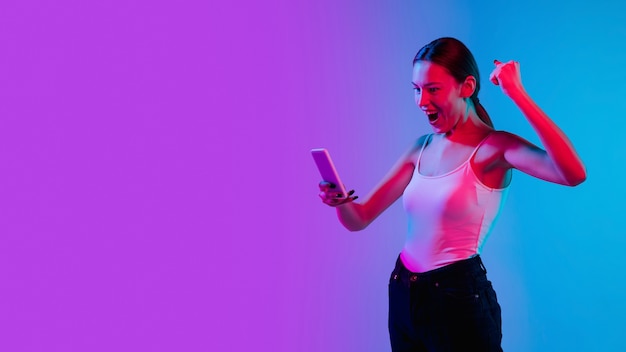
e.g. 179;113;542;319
1;1;625;351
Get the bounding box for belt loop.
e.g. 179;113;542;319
477;256;487;274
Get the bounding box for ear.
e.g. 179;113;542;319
461;75;477;98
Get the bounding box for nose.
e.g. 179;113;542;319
415;90;428;108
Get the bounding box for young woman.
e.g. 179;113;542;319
318;37;586;351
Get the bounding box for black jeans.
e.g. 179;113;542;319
388;255;503;352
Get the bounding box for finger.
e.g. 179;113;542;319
319;181;336;188
318;181;336;191
489;70;499;86
331;196;357;207
320;190;358;207
342;195;359;204
320;193;337;204
494;59;502;66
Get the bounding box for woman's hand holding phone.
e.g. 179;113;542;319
318;181;357;207
311;148;358;207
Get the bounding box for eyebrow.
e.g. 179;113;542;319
412;82;442;87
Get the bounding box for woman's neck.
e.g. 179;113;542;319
445;110;492;144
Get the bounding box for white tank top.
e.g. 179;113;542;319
401;134;509;272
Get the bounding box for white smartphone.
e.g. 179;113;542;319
311;148;348;196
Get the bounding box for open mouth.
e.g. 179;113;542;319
427;112;439;122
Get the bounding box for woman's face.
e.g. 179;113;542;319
412;60;467;134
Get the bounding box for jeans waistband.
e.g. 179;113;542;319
392;254;487;285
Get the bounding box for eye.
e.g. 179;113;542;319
427;87;439;93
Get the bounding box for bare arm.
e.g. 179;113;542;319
490;60;586;186
324;137;424;231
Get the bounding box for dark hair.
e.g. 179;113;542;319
413;37;493;128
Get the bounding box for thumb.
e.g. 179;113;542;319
489;70;499;86
493;59;502;66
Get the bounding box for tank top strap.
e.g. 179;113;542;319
416;134;434;164
468;132;493;160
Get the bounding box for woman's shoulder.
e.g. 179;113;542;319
413;133;436;148
477;130;537;163
410;134;434;154
484;130;528;148
402;134;432;166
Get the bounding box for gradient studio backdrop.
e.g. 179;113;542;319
0;0;624;351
